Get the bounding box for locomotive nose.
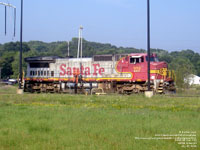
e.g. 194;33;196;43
151;61;168;78
151;61;168;69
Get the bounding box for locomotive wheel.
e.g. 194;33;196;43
133;88;139;93
91;88;97;95
117;87;123;94
91;88;105;95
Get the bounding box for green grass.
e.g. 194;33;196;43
0;85;18;94
0;85;199;150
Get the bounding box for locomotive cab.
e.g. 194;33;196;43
127;53;172;82
115;53;175;93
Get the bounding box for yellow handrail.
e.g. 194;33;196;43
167;70;176;81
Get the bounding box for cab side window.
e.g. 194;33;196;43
130;57;144;64
130;58;139;64
141;57;144;62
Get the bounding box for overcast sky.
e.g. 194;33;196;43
0;0;200;52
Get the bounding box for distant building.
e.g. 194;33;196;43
185;74;200;85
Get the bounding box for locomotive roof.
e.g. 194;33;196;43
129;53;157;57
24;53;157;63
24;56;91;63
24;56;61;63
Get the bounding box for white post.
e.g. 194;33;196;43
77;27;81;58
77;25;83;58
80;26;83;59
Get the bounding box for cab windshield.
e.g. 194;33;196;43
146;56;159;62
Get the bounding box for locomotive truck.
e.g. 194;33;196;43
24;53;175;94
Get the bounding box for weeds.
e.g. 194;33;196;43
0;86;199;150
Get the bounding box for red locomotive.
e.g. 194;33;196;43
24;53;175;94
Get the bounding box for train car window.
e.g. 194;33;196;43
30;71;33;76
155;57;159;62
44;71;46;76
146;56;159;62
30;63;49;68
130;58;134;63
51;71;54;77
38;71;40;76
32;71;35;76
41;71;43;76
35;71;37;76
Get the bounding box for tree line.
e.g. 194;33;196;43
0;38;199;87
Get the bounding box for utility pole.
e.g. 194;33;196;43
0;2;16;83
19;0;23;89
145;0;153;98
5;5;6;35
0;67;1;80
0;2;16;37
0;2;16;8
147;0;151;91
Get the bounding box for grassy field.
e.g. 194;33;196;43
0;85;199;150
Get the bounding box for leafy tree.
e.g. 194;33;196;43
0;39;200;82
53;42;69;57
27;41;49;52
169;57;196;88
11;50;39;78
0;42;31;79
3;42;30;52
0;52;15;78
